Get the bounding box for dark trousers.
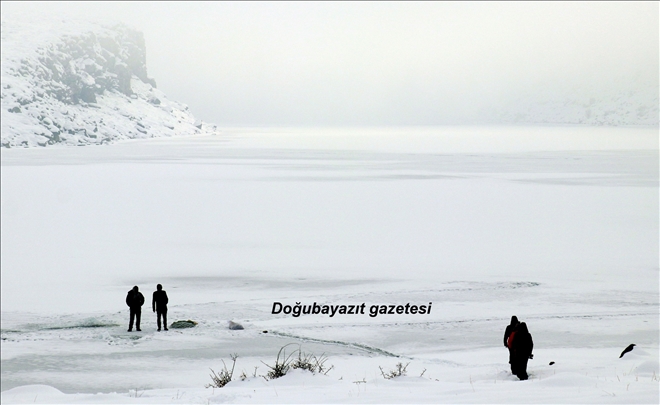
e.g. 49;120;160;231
129;308;141;331
157;309;168;330
512;356;529;380
509;349;516;374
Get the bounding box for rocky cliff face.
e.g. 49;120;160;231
1;17;215;148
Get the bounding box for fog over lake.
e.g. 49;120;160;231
2;2;657;126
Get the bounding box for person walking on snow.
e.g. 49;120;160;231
509;322;534;380
126;286;145;332
504;315;520;373
152;284;169;331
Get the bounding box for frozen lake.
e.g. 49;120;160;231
1;126;658;403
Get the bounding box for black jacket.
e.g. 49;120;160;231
510;323;533;358
126;290;145;309
152;290;169;312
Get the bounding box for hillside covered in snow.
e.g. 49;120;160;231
1;16;216;148
490;78;659;126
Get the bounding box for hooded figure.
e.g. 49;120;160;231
126;286;145;332
509;322;534;380
504;316;520;372
152;284;169;331
504;316;520;347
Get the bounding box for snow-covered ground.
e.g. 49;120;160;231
1;126;658;403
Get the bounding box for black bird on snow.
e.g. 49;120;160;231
619;344;636;358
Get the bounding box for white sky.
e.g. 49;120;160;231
2;1;658;126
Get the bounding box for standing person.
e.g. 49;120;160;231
152;284;169;331
509;322;534;380
126;286;145;332
504;316;520;373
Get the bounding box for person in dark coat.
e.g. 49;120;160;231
152;284;169;331
504;315;520;373
509;322;534;380
126;286;145;332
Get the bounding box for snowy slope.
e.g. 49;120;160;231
491;78;659;126
1;15;217;148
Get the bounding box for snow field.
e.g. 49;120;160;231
1;126;658;403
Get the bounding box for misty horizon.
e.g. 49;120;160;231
2;2;658;126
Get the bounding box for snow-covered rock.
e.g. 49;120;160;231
1;16;217;148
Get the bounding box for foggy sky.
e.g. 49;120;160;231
2;2;658;126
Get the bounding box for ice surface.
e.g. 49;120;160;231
1;126;658;403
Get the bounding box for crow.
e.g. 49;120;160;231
619;344;636;358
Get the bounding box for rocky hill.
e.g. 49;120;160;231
1;16;217;148
490;78;658;126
